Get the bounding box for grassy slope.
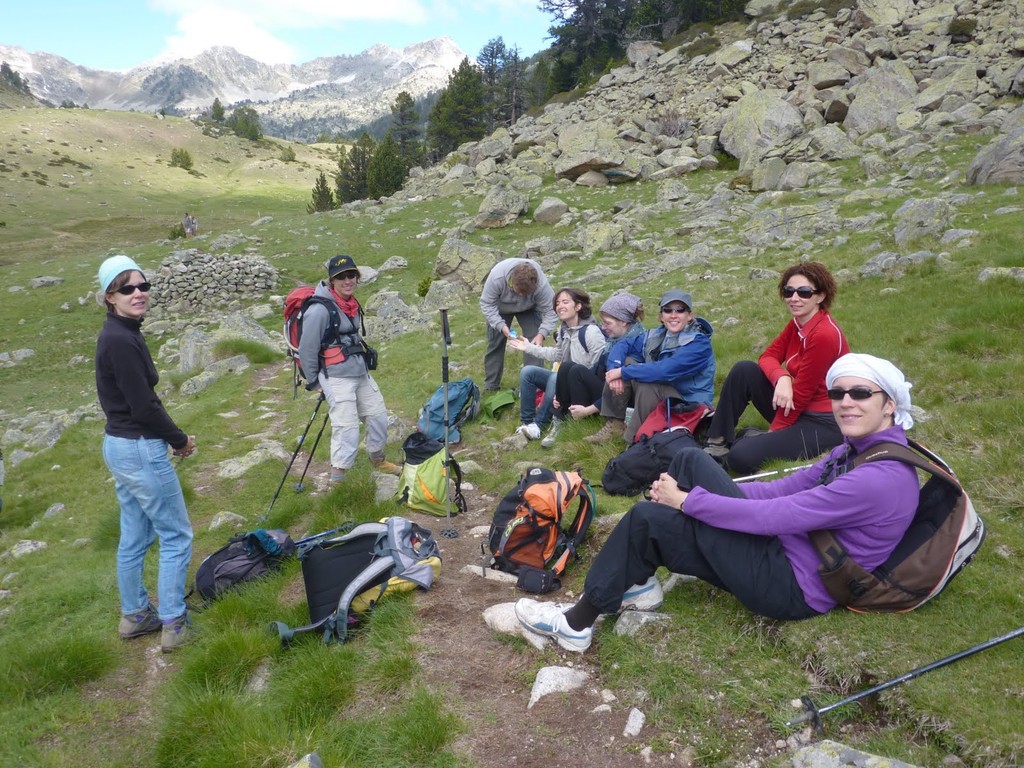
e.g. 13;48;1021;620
0;106;1022;767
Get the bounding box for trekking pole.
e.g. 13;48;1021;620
293;410;330;493
734;464;812;483
267;392;325;516
438;307;458;539
786;625;1024;731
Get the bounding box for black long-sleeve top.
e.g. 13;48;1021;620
95;312;188;450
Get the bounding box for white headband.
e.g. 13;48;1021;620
826;353;914;430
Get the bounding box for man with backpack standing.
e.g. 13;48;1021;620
298;255;400;483
479;258;558;392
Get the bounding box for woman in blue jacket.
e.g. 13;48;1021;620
585;289;715;445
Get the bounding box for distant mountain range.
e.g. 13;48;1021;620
0;38;468;142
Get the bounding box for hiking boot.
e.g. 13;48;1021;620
118;603;162;639
160;612;192;653
703;437;729;459
584;418;625;445
621;575;664;612
370;456;402;475
330;467;347;483
515;423;541;441
541;419;562;448
514;598;592;652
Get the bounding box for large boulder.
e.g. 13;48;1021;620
554;119;624;180
915;63;980;112
719;90;804;170
844;59;919;136
474;185;529;228
852;0;915;28
966;127;1024;185
433;238;502;291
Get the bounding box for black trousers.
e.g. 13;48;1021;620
583;448;816;620
554;361;604;416
707;360;842;475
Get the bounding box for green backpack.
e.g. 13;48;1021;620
396;432;467;517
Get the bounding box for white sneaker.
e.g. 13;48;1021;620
621;575;664;611
514;598;593;652
541;420;562;448
515;423;541;440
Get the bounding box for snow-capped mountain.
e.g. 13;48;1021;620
0;37;468;141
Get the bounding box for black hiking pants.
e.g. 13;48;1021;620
583;448;816;621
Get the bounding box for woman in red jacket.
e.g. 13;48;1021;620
704;262;849;474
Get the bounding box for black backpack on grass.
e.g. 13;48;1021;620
810;439;985;613
194;529;296;601
601;427;700;496
272;517;441;646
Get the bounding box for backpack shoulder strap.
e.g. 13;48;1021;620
853;440;963;493
810;440;962;575
578;326;589;353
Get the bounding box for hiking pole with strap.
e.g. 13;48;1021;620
267;392;325;517
439;307;458;539
786;625;1024;731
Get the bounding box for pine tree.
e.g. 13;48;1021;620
477;38;507;133
335;133;377;203
390;91;425;169
366;133;407;199
307;171;337;213
228;106;261;140
427;58;487;159
211;98;225;122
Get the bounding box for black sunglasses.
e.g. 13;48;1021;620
333;270;359;280
782;285;817;299
827;387;884;401
661;306;690;314
115;282;151;295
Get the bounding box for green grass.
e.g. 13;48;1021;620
1;102;1023;768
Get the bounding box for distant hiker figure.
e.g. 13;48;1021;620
188;213;198;237
182;212;193;237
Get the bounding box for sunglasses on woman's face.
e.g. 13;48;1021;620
782;285;816;299
827;387;884;401
115;282;151;295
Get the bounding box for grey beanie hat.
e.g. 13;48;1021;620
599;292;643;323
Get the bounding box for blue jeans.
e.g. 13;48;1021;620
519;365;556;427
103;435;193;621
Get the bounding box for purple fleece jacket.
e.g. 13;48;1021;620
683;425;920;613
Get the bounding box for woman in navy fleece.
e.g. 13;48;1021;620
95;255;195;652
514;353;920;652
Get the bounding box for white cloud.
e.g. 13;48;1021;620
149;0;435;64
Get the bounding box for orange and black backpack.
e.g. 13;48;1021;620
485;467;596;594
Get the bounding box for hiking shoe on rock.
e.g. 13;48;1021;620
541;419;562;448
514;598;592;652
584;418;625;445
371;458;402;475
703;437;729;459
119;603;162;639
515;423;541;440
160;612;192;653
621;575;664;611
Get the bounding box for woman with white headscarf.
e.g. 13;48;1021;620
514;353;921;652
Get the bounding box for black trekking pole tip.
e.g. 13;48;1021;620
440;528;459;539
294;482;305;492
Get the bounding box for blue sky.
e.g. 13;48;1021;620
3;0;554;70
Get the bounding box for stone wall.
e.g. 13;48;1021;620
149;248;279;315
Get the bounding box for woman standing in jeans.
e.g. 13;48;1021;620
95;255;195;652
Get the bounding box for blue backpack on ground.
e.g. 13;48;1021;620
417;377;481;444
